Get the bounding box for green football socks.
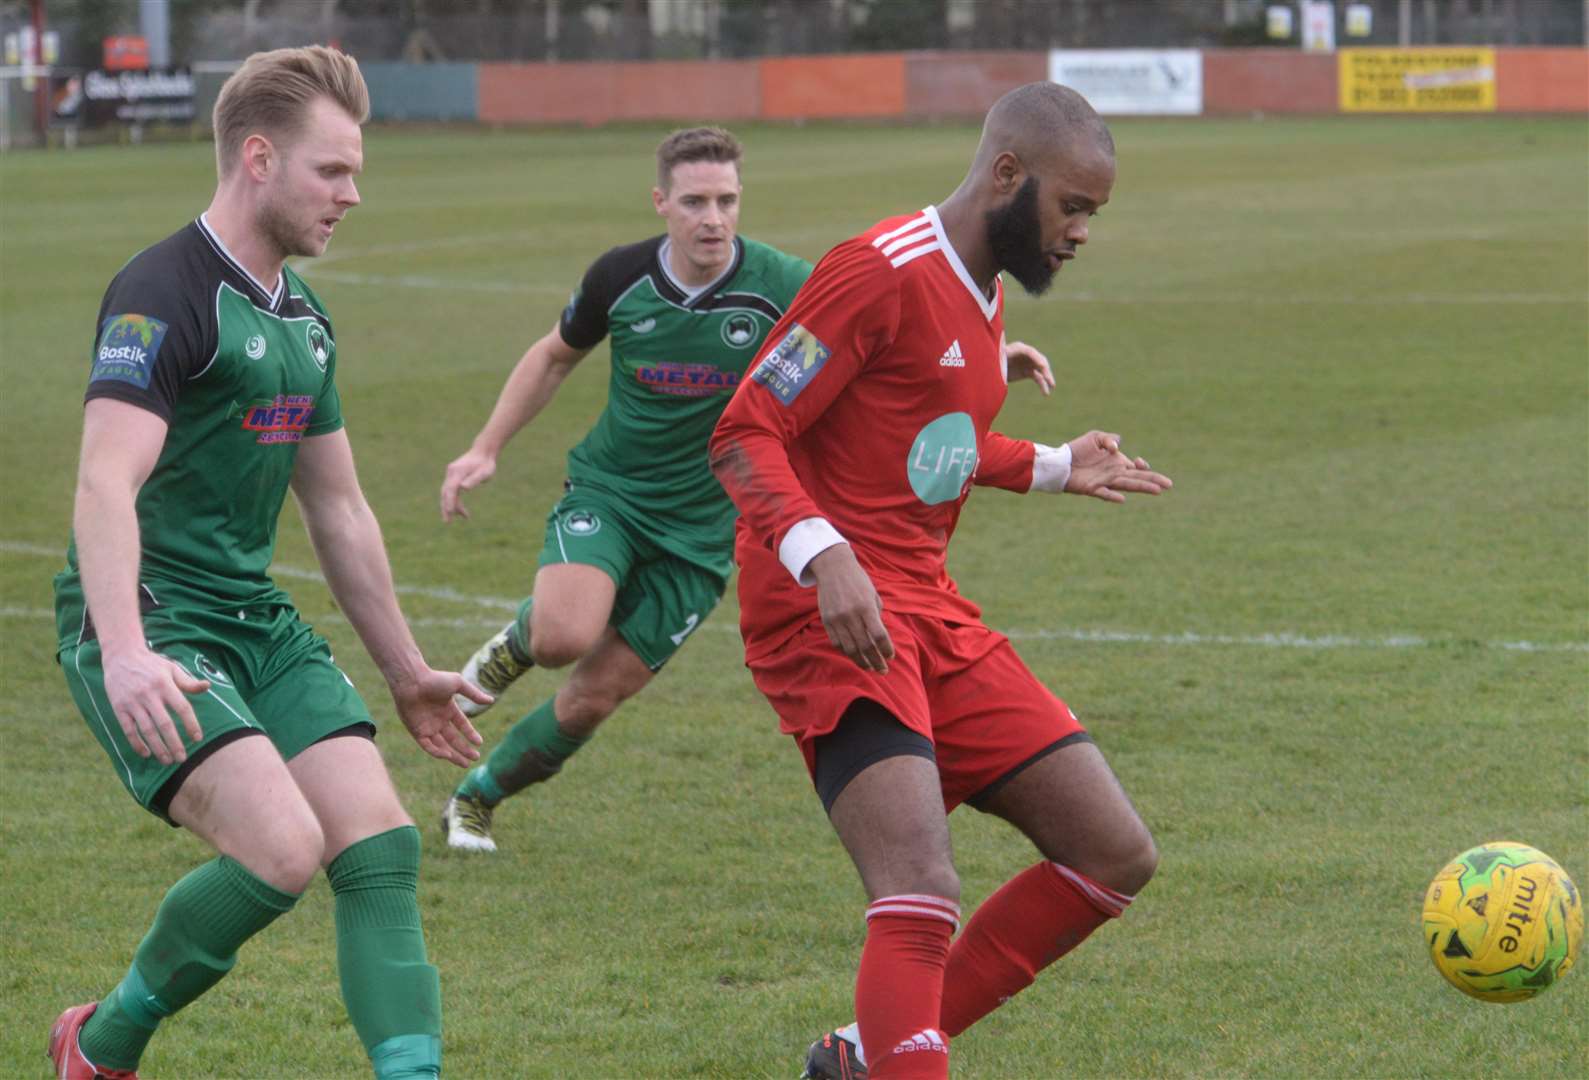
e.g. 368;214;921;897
456;697;590;805
506;595;534;663
328;825;443;1080
78;855;299;1070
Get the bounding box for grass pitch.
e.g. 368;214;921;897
1;116;1585;1078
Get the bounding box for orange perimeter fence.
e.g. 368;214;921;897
468;47;1584;125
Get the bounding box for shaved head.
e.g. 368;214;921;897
971;82;1114;177
935;81;1117;295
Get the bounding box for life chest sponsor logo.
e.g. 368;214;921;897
635;363;741;397
907;411;978;505
750;323;830;406
230;393;316;444
91;313;169;389
305;321;332;371
720;312;758;348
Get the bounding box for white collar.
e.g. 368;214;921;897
198;213;285;306
923;204;999;323
658;237;732;303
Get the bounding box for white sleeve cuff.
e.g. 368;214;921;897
779;517;848;586
1030;442;1073;494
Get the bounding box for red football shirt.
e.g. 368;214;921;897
710;207;1043;657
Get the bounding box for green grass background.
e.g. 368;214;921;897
1;116;1585;1077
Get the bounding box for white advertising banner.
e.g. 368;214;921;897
1047;50;1203;115
1345;2;1373;37
1301;1;1337;53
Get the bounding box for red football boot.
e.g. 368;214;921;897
48;1003;139;1080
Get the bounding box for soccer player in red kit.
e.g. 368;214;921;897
709;83;1173;1078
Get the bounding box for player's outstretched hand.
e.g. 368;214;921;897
1004;340;1055;396
390;668;489;767
810;543;895;674
439;447;498;523
1064;430;1173;503
102;647;209;765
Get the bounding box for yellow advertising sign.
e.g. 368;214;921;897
1339;48;1497;112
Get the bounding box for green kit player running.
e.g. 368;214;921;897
48;48;487;1080
438;127;811;852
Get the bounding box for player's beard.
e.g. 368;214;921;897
257;185;322;261
984;176;1054;297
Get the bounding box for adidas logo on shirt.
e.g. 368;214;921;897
939;340;965;367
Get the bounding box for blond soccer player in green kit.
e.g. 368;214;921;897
48;47;487;1080
438;128;811;851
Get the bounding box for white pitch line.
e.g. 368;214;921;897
1007;291;1585;306
3;541;69;558
5;541;1584;654
1;540;518;613
264;561;519;611
0;605;500;631
999;626;1589;654
293;228;545;270
300;269;569;296
0;606;56;619
291;231;1583;305
296;271;1586;305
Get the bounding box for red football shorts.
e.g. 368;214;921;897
746;609;1087;811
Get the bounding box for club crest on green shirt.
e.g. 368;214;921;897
562;510;602;536
305;322;332;371
721;313;758;348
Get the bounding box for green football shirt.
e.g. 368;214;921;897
56;216;344;643
557;235;811;573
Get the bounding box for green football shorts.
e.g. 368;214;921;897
57;598;375;821
538;486;729;671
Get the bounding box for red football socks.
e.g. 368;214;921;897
856;895;958;1078
938;862;1131;1037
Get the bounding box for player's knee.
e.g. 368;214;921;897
1050;818;1157;898
1107;828;1158;897
921;863;962;905
871;856;960;906
244;825;322;895
529;629;595;669
555;682;626;732
241;814;325;893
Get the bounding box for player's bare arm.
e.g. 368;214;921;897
1064;430;1173;503
439;323;591;522
292;429;487;765
73;398;209;764
808;543;896;674
1003;338;1055;396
